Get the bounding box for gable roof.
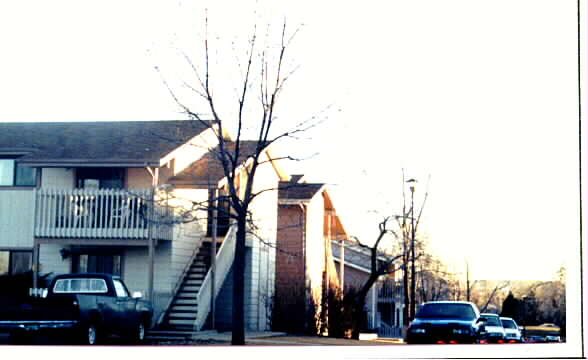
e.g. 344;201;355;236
168;140;269;187
278;182;325;201
0;121;212;167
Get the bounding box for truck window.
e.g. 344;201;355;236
53;278;108;293
112;279;129;298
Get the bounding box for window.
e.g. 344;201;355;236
416;303;477;320
0;250;33;276
206;187;231;237
76;168;124;189
53;278;108;294
0;158;36;187
72;253;122;276
112;279;129;298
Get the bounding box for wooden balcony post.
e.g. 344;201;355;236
148;187;155;302
211;188;218;329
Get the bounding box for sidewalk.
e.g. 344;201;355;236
191;330;287;342
186;331;404;346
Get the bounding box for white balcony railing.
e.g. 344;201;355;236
34;188;172;240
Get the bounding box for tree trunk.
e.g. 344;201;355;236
232;214;247;345
350;296;366;340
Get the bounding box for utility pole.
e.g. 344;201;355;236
466;261;471;302
407;178;417;321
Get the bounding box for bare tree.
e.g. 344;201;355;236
347;217;405;339
341;174;429;339
158;14;321;345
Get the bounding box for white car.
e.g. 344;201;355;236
500;317;522;343
479;313;506;343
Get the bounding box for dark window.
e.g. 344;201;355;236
416;303;477;320
483;315;502;326
76;168;124;189
0;158;37;187
501;319;517;329
206;188;231;237
0;250;33;275
72;253;122;276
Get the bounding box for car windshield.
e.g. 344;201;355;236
416;303;476;320
483;315;502;326
501;319;517;329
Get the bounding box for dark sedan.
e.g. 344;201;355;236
405;301;483;344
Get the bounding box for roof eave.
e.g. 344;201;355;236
18;160;161;168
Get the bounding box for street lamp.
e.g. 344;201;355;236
406;178;417;320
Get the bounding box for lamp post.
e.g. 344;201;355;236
406;178;417;320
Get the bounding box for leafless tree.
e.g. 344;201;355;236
158;14;322;345
341;173;429;339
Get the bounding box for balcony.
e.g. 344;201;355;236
34;188;173;241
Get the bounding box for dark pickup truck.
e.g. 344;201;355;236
0;273;153;345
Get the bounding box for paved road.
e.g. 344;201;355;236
1;331;404;346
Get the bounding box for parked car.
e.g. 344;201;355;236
0;273;153;345
522;324;561;343
405;301;484;344
478;313;506;343
500;317;522;343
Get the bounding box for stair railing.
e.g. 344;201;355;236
193;224;237;331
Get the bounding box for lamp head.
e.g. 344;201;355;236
406;178;417;192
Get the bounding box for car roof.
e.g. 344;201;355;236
481;312;500;317
423;301;477;305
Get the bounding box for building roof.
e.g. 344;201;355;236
0;121;212;167
278;182;324;201
168;140;265;187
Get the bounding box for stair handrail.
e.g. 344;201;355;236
155;235;204;326
193;224;237;330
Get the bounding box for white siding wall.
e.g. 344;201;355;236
168;188;209;292
123;243;172;320
212;152;280;331
0;190;35;248
170;128;219;177
127;168;152;189
305;192;326;305
243;152;279;331
38;243;70;274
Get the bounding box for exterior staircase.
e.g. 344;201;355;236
147;241;213;341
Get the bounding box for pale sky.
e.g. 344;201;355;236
0;0;583;284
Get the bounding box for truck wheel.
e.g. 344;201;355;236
81;323;100;345
132;320;147;344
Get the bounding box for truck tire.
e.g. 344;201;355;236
131;320;147;344
80;322;100;345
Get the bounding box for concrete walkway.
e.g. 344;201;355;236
190;330;287;341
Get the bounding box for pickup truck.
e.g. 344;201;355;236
0;273;153;345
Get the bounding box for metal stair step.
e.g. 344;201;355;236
181;286;201;292
146;330;194;338
173;298;198;304
169;306;198;314
168;319;198;326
